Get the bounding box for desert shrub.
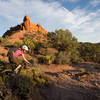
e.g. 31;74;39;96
54;51;81;64
0;76;3;84
38;48;47;55
44;55;54;64
45;48;58;56
0;66;4;72
53;29;78;52
38;55;54;64
34;42;43;54
2;94;20;100
34;41;48;54
38;56;44;64
13;41;23;47
48;29;80;64
0;60;9;69
70;51;81;63
47;32;56;41
38;48;57;57
5;75;34;100
79;43;100;63
23;38;35;49
23;38;35;54
0;37;13;47
4;71;47;100
20;69;33;78
32;68;39;77
32;68;49;87
47;32;56;47
0;37;4;42
54;51;71;64
24;33;35;39
3;66;49;99
35;77;46;87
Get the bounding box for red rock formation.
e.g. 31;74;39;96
37;23;47;34
3;16;48;37
22;16;31;30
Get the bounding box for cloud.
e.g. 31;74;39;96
0;0;100;43
70;8;100;43
43;0;79;3
61;0;79;2
90;0;100;7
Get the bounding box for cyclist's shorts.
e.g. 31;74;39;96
8;55;23;65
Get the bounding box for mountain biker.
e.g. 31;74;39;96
8;45;30;73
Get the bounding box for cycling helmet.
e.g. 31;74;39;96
22;45;28;51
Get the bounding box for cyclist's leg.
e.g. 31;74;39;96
14;64;21;73
14;56;24;73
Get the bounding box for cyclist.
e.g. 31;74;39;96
8;45;30;73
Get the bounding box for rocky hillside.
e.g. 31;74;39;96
3;16;48;42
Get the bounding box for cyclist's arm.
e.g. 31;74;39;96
22;54;30;63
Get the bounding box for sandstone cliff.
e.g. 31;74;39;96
3;16;48;37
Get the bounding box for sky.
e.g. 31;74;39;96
0;0;100;43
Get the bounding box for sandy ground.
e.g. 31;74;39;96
40;64;100;100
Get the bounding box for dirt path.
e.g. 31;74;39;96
40;64;100;100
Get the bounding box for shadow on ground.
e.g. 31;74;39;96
40;83;100;100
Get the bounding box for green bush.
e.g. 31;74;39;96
35;77;46;86
20;69;32;78
37;48;47;55
53;29;78;52
44;55;54;64
47;32;56;41
79;43;100;63
0;76;3;84
47;29;80;64
0;66;3;72
0;37;13;46
34;42;43;54
38;55;54;64
70;51;81;63
55;51;71;64
4;69;47;100
23;38;35;49
13;41;23;47
24;33;35;39
34;41;48;54
38;47;56;56
32;68;39;78
0;59;9;70
31;67;49;87
0;37;4;42
23;38;35;54
5;75;34;100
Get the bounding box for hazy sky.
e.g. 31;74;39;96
0;0;100;43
